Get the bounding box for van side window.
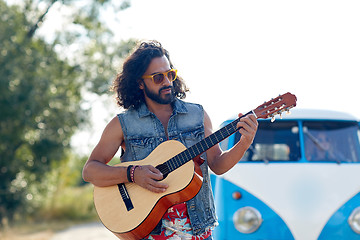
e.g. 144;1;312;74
235;121;300;162
303;121;360;163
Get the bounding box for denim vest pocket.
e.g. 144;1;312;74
180;126;204;148
128;137;155;161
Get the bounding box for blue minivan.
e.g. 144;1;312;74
211;109;360;240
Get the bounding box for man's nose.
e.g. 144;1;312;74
162;74;171;85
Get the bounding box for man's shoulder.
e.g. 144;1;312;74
102;115;124;139
117;104;145;119
176;99;204;113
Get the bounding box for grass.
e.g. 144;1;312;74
1;184;99;240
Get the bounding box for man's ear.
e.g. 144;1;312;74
139;80;144;90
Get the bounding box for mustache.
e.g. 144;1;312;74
159;86;173;92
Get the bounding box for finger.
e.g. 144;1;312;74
238;115;257;129
143;179;168;193
239;127;254;136
150;179;168;189
239;124;257;135
146;184;167;193
237;119;251;131
247;114;258;123
237;114;257;125
139;165;163;180
149;169;165;181
241;114;257;123
151;174;165;181
237;118;257;138
148;165;162;175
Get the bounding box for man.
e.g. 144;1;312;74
82;40;258;239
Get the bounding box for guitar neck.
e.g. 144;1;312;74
157;92;297;175
159;110;254;175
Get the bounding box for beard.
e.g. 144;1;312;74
143;83;175;105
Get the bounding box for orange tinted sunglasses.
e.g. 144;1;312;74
142;69;178;84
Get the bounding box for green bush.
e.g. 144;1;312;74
38;184;97;221
11;151;98;223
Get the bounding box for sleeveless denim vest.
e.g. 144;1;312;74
117;99;218;236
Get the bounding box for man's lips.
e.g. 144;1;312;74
161;89;172;94
160;87;172;94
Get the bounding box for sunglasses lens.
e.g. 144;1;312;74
167;70;177;81
153;73;164;84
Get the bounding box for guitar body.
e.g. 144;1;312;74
93;140;203;240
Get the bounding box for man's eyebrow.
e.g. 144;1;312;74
148;69;171;76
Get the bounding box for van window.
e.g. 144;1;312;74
303;121;360;163
235;121;300;162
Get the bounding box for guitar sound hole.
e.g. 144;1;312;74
155;164;169;180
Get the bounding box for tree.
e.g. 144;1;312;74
0;0;135;223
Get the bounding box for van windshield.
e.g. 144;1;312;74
237;121;301;162
303;121;360;163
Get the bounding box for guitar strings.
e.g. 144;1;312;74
162;112;251;175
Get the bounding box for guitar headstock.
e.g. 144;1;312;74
253;92;297;122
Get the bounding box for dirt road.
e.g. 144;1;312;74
51;222;118;240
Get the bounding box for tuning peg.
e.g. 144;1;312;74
271;115;276;122
286;109;291;115
279;113;283;119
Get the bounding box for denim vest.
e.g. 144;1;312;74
117;99;217;236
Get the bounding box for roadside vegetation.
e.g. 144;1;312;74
0;0;134;238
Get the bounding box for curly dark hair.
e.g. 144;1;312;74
112;40;189;109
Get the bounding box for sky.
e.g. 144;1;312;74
39;0;360;154
111;0;360;123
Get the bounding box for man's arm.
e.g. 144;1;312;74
82;116;168;193
82;116;127;187
204;110;258;175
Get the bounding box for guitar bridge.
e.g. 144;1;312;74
117;183;134;211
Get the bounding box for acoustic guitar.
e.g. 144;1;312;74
93;92;297;240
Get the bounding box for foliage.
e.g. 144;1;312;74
30;153;97;221
0;0;136;223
